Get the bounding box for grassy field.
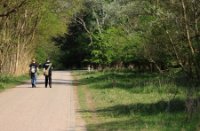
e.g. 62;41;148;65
0;74;29;91
73;70;200;131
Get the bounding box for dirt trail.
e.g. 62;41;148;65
0;71;86;131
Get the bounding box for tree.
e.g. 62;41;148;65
0;0;81;75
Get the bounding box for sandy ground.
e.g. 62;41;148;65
0;71;86;131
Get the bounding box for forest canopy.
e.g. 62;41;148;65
53;0;200;79
0;0;81;75
0;0;199;79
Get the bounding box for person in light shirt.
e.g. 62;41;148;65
29;58;38;88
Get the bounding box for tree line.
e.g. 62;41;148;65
0;0;199;80
54;0;200;80
0;0;80;75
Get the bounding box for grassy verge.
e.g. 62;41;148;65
0;74;29;91
73;70;200;131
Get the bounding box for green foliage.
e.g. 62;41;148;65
89;27;144;65
34;0;83;68
74;70;200;131
0;74;29;90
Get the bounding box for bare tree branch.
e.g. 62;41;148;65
0;0;27;17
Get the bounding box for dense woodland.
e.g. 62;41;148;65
54;0;200;80
0;0;199;75
0;0;199;78
0;0;80;75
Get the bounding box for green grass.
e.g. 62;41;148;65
73;70;200;131
0;74;29;91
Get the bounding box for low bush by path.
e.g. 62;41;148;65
0;74;29;91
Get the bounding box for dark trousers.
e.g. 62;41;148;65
45;75;52;88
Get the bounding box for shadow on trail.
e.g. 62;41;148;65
86;119;148;131
77;71;199;91
17;79;73;88
77;72;157;88
79;98;186;116
86;117;186;131
79;99;192;131
76;71;200;130
36;79;73;85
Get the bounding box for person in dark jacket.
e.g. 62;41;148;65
29;58;38;88
43;59;53;88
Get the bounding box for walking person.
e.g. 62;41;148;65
29;58;38;88
43;59;53;88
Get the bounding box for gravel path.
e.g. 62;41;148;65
0;71;86;131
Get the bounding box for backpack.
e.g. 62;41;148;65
43;63;52;76
30;66;36;73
